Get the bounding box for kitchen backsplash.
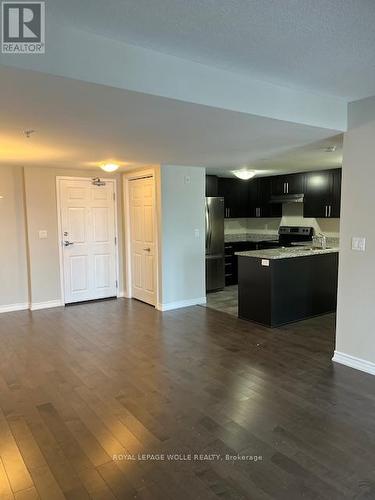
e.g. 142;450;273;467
224;203;340;238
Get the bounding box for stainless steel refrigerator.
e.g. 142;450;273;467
205;197;225;292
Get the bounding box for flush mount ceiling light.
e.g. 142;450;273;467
232;170;256;180
100;163;119;172
324;145;337;153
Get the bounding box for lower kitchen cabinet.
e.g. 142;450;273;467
225;241;258;285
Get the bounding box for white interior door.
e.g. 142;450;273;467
129;177;156;305
59;178;117;304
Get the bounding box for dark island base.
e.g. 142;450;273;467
238;253;339;328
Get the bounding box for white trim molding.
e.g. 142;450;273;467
30;300;64;311
0;303;29;314
156;297;206;312
332;351;375;376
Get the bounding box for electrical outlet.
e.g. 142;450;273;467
351;237;366;252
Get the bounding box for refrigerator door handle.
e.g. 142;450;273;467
205;202;210;251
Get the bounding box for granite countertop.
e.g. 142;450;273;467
225;233;278;243
236;246;339;260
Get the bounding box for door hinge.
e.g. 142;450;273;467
115;280;118;288
113;192;115;201
114;236;117;245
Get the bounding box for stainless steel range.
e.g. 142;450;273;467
259;226;314;249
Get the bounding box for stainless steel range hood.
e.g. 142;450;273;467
270;193;304;204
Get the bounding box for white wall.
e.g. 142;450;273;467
23;167;125;306
159;165;205;309
224;203;340;237
0;166;29;310
335;96;375;371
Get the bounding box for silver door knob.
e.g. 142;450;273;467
64;240;74;247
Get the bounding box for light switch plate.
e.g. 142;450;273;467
38;230;48;239
352;236;366;252
261;259;270;267
184;175;191;184
194;229;200;239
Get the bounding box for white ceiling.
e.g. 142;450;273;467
50;0;375;101
0;66;341;174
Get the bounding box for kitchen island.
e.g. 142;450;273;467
236;247;339;327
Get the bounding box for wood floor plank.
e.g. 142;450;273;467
0;457;15;500
0;410;34;494
14;486;39;500
6;415;65;500
1;299;375;499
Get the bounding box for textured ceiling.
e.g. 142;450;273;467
0;66;340;173
50;0;375;101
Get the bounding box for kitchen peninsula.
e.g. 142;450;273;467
236;247;339;327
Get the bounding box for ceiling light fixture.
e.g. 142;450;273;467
101;163;119;172
232;170;256;180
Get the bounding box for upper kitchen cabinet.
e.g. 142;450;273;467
206;175;218;197
252;177;282;218
303;168;341;218
271;173;304;195
218;178;250;218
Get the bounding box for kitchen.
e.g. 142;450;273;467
205;166;341;325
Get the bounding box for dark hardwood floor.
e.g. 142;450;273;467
0;299;375;499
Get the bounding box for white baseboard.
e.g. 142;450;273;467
0;302;29;314
332;351;375;376
156;296;206;312
30;300;64;311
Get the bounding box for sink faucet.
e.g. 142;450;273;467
313;233;327;249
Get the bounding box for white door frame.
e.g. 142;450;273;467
123;168;160;307
56;176;120;305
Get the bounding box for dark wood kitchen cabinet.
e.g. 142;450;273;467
218;178;250;218
303;169;341;218
205;175;218;197
218;177;282;218
250;177;282;218
271;173;304;195
217;168;341;220
225;241;258;285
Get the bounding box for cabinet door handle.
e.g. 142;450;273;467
325;205;328;217
329;205;332;217
283;182;286;194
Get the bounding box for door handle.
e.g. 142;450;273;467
63;240;74;247
143;248;151;252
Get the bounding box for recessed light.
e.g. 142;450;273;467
324;145;337;153
101;163;119;172
0;196;3;199
232;170;256;180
